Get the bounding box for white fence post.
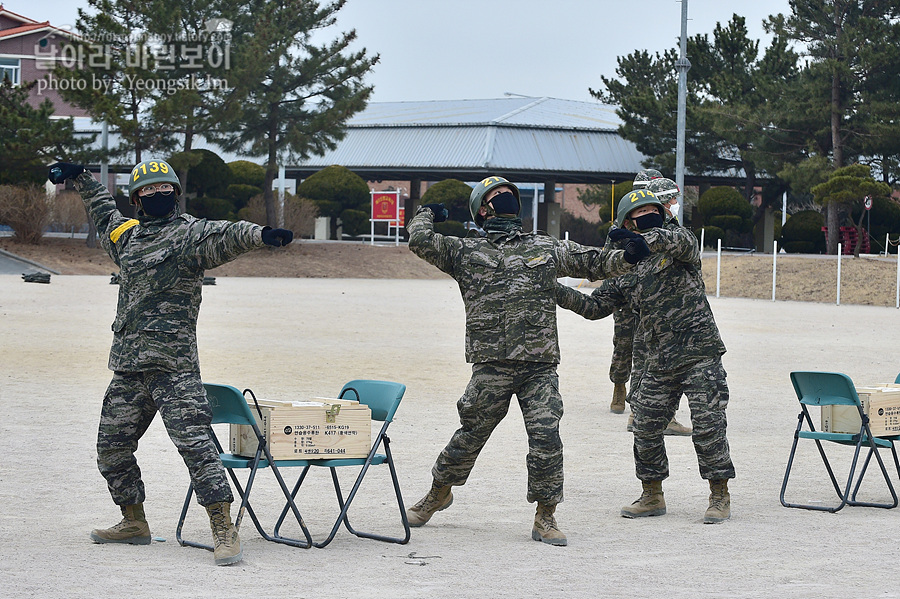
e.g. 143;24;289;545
772;240;777;301
837;243;842;306
716;238;722;298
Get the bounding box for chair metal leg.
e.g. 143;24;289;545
315;435;410;548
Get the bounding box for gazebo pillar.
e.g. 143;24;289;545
538;179;561;238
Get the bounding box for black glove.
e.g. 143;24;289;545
48;162;85;184
261;227;294;247
623;237;650;264
607;227;641;243
422;203;448;223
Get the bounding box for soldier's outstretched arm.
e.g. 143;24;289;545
49;165;131;263
406;205;463;276
555;280;624;320
554;237;649;281
641;226;699;265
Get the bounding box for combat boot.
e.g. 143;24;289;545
704;479;731;524
626;413;634;432
531;502;567;546
206;502;242;566
664;418;692;436
406;481;453;527
610;383;627;414
621;480;666;518
90;504;151;545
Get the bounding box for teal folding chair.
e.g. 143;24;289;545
176;383;313;550
781;371;900;512
273;379;411;548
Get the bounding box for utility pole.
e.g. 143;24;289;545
675;0;691;221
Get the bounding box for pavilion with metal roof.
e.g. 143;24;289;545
287;96;648;184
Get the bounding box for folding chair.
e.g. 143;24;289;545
780;371;900;513
273;379;411;548
176;383;313;550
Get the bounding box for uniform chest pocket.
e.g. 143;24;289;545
122;248;182;293
524;253;555;289
467;252;501;269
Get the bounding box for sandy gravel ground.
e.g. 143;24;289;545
2;275;900;598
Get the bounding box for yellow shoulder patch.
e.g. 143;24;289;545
110;219;139;244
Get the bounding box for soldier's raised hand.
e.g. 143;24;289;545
48;162;85;184
262;227;294;247
422;203;449;223
623;237;650;264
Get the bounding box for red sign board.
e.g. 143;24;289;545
371;191;400;221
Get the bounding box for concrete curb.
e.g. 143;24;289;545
0;247;61;275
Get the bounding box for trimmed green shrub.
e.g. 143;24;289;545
698;226;725;247
340;208;368;236
227;160;266;187
225;184;262;210
187;197;234;220
698;187;752;220
422;179;473;223
781;210;825;254
709;214;746;233
297;165;369;213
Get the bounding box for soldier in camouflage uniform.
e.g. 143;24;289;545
404;176;650;546
606;170;660;414
556;188;734;524
48;161;294;565
607;170;690;436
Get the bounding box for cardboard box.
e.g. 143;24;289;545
820;386;900;437
230;397;372;459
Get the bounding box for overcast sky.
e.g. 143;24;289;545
18;0;793;103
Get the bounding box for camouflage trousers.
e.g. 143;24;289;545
431;360;564;505
630;356;735;482
609;307;636;384
96;370;233;507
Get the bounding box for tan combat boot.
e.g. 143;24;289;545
626;412;634;432
532;502;567;546
610;383;627;414
90;504;152;545
406;481;453;527
704;479;731;524
664;418;692;436
206;502;242;566
621;481;666;518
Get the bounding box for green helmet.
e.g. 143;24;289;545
617;189;664;225
646;177;680;202
469;176;520;225
128;159;182;204
633;169;663;189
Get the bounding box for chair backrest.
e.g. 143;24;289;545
204;383;258;426
894;372;900;385
338;379;405;423
790;371;860;407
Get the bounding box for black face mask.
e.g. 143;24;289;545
139;194;177;217
488;191;519;215
633;212;663;232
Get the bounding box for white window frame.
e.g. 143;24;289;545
0;57;21;86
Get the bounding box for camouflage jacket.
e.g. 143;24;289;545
407;206;633;364
75;172;266;372
556;223;724;371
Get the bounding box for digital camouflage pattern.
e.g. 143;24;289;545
632;169;663;189
98;371;232;506
630;357;734;481
75;172;265;372
431;361;565;504
407;206;632;505
407;206;633;364
601;234;637;385
555;221;733;482
74;171;267;508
